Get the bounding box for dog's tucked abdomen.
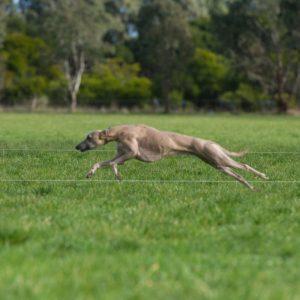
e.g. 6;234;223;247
130;125;197;162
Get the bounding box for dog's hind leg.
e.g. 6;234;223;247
240;163;268;179
226;160;268;180
218;166;254;190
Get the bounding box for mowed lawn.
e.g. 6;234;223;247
0;113;299;300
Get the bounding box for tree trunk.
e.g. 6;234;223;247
162;80;171;113
70;91;77;113
64;48;85;113
277;97;288;113
275;53;288;113
0;56;4;91
276;70;287;113
291;65;300;107
164;98;171;113
31;96;38;112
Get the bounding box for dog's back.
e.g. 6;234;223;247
114;124;202;159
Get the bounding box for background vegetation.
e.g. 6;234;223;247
0;0;299;112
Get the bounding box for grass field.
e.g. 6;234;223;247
0;113;299;300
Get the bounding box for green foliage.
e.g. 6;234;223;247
78;59;152;107
212;0;300;112
188;48;229;106
169;90;184;107
0;2;7;46
21;0;125;111
29;0;122;58
190;18;219;51
119;77;152;107
0;0;299;112
114;45;135;64
221;83;269;111
1;32;54;105
135;0;193;112
0;0;9;93
47;77;69;107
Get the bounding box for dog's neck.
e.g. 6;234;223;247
102;127;117;143
102;125;128;143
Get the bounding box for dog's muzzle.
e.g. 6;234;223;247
75;144;88;152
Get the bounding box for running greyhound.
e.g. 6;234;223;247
75;124;268;190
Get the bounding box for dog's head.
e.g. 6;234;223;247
75;129;110;152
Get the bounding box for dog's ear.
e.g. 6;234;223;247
98;129;110;139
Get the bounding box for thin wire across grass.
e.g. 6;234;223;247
0;179;299;184
1;148;299;154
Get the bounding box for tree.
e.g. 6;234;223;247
0;0;9;92
188;48;229;107
212;0;300;112
24;0;122;112
0;1;8;46
280;0;300;106
190;17;219;51
135;0;193;112
1;32;58;109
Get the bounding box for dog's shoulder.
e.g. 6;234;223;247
135;124;159;131
114;124;161;140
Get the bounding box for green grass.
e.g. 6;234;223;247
0;113;299;300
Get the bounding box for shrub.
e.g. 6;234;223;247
189;48;229;107
1;33;59;106
221;84;269;111
78;59;152;107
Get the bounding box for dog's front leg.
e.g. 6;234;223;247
87;142;137;179
86;160;112;178
86;153;133;179
109;151;137;181
112;164;122;181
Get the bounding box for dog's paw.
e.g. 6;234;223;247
115;174;122;181
86;171;94;179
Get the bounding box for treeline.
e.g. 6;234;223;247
0;0;299;113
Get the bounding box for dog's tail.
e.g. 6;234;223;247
223;148;248;157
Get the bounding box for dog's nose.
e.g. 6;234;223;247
75;145;80;150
